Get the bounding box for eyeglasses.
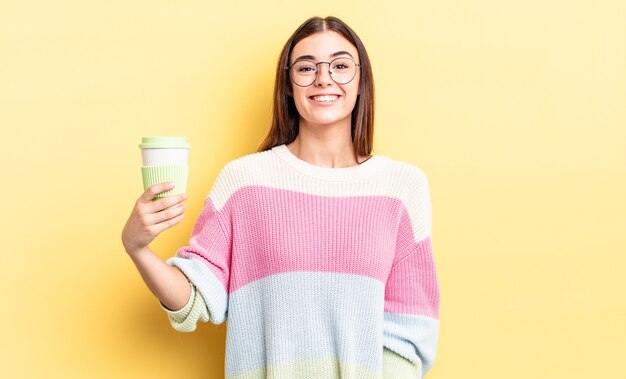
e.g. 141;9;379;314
286;57;361;87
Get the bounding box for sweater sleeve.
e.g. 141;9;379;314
164;165;234;327
160;284;210;332
383;170;440;377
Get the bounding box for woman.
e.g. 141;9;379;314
122;16;439;378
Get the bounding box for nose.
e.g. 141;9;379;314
314;62;332;87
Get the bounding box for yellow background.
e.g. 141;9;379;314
1;1;625;378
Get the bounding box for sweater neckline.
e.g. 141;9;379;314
271;144;385;182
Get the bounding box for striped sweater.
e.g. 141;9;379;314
162;143;439;378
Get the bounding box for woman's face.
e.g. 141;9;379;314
288;30;360;130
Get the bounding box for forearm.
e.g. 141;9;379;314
128;246;191;311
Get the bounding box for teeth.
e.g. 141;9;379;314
312;95;338;102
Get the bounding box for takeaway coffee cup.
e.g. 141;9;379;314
139;136;190;199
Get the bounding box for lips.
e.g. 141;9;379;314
309;94;340;103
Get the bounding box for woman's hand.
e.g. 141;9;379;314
121;182;187;257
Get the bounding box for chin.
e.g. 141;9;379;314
305;113;352;127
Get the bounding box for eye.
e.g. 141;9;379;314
294;61;316;74
332;60;352;71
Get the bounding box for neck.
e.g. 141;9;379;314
288;118;361;168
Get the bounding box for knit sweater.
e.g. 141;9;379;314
162;144;439;378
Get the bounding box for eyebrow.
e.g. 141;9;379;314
293;51;355;63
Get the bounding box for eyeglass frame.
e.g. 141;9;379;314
285;56;362;87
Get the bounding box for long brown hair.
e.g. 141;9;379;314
257;16;375;160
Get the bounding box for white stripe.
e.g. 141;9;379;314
206;146;432;242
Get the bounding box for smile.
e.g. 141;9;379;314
309;95;340;103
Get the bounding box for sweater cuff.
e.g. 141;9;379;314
159;283;195;323
383;347;422;378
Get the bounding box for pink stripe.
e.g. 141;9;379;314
384;236;439;318
176;197;232;288
177;186;438;318
226;186;405;292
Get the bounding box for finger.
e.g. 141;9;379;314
145;193;187;214
138;182;175;203
150;212;185;235
146;200;186;226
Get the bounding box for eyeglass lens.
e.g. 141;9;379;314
290;58;358;87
